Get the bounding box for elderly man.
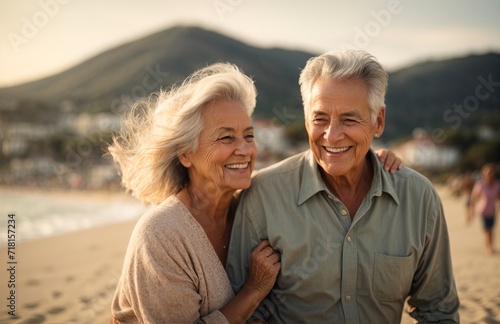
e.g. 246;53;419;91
226;50;459;323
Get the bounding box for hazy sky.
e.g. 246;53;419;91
1;0;500;87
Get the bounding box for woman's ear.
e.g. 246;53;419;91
178;153;192;168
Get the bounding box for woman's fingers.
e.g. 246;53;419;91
376;148;404;173
246;240;282;294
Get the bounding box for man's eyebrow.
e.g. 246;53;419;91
311;110;362;118
311;110;329;116
339;111;362;118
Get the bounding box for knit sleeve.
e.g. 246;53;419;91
113;207;230;323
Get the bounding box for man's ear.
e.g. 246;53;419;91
375;107;386;136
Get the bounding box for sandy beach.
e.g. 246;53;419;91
1;185;499;323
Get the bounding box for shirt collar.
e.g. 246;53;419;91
368;149;400;205
297;150;328;205
297;149;400;206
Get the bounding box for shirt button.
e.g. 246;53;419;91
341;209;347;216
347;236;352;242
345;295;352;301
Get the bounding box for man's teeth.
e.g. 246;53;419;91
226;163;248;169
325;146;349;153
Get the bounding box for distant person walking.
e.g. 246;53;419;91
462;171;476;220
469;163;500;255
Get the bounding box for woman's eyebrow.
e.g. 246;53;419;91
216;126;254;132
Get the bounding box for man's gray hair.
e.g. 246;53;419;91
299;50;388;122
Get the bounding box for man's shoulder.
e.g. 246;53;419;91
239;151;309;203
389;165;439;197
251;150;309;185
393;165;432;184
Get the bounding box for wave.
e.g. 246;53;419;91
0;188;150;245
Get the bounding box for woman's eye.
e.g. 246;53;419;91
218;136;234;143
245;134;255;142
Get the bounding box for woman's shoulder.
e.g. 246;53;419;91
132;196;194;244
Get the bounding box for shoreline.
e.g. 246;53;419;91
0;185;135;201
1;186;150;245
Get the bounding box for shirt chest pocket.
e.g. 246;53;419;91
373;252;414;302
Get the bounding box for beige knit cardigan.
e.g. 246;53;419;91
111;196;233;323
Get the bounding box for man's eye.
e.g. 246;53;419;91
344;119;357;125
312;118;328;123
245;134;255;142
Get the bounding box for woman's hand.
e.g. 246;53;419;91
375;148;403;173
245;240;281;297
220;240;280;322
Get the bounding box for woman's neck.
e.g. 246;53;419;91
181;182;234;215
176;185;235;265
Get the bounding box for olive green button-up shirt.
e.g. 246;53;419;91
226;149;459;323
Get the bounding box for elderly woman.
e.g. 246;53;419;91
109;63;280;323
227;51;459;323
109;62;402;323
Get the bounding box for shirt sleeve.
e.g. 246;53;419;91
115;220;229;324
226;190;271;321
407;188;460;323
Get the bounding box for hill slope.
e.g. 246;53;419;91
384;52;500;140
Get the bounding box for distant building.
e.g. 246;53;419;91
2;138;29;156
74;113;121;135
252;119;290;155
1;122;55;156
392;129;459;170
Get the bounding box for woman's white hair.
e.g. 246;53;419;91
299;50;388;121
108;62;257;205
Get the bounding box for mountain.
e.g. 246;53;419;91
384;53;500;140
0;25;313;117
1;25;499;141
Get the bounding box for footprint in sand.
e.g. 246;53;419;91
47;306;66;315
80;296;92;305
19;314;45;324
26;279;40;286
459;298;488;322
25;302;40;309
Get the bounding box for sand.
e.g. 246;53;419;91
400;186;500;324
1;185;499;323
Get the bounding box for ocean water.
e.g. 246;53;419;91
0;188;150;245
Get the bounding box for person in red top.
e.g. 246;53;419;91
469;163;500;255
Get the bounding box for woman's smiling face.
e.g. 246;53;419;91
182;100;257;193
